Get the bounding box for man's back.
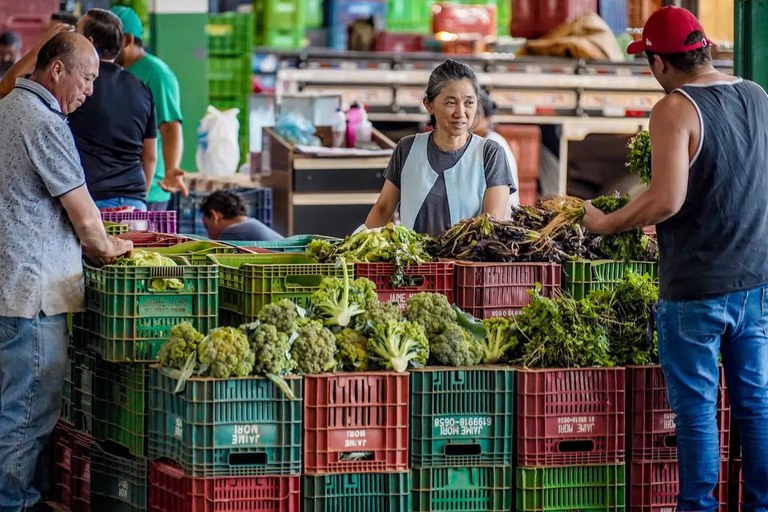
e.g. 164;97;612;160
658;79;768;300
68;61;156;201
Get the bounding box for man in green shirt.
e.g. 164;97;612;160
111;6;187;210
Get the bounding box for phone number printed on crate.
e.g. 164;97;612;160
433;416;493;437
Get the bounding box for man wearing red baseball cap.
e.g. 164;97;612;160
583;7;768;509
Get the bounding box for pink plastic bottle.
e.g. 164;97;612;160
346;101;363;148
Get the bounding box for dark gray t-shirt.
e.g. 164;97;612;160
219;218;283;242
384;133;515;236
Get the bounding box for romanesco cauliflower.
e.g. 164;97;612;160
158;322;204;369
405;292;458;340
198;327;255;378
430;323;482;367
291;319;338;374
257;299;300;334
336;328;369;371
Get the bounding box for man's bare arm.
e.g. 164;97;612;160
583;94;695;234
141;138;158;192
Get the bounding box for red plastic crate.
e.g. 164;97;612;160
454;261;561;319
303;372;409;474
512;0;598;39
374;32;424;52
627;365;730;462
52;420;74;511
494;125;542;180
101;210;177;233
149;461;300;512
432;3;497;38
733;459;744;512
516;367;626;467
629;459;728;512
70;432;93;512
355;261;454;310
117;231;189;248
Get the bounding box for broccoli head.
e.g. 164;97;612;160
335;328;369;371
479;317;518;364
405;292;457;339
355;300;402;330
430;324;482;367
241;322;295;376
367;319;429;373
291;319;338;374
311;258;378;328
158;322;204;370
198;327;255;378
257;299;300;334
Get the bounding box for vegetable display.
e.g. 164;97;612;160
310;258;377;328
198;327;255;379
591;194;658;262
113;249;185;291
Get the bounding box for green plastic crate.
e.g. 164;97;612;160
154;241;242;265
254;0;307;31
386;0;434;34
303;472;411;512
256;29;306;49
93;362;150;457
562;260;658;300
412;466;513;512
208;56;252;98
104;221;130;236
208;253;350;321
410;367;515;467
226;235;341;253
516;464;626;512
73;349;96;434
148;368;303;477
306;0;323;28
207;12;255;56
78;260;218;362
91;443;148;512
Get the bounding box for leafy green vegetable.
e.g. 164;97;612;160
365;319;429;373
306;223;432;288
627;130;652;185
197;327;255;378
592;194;657;262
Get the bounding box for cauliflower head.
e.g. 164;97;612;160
355;301;402;330
479;317;518;364
367;319;429;373
241;322;296;376
311;259;378;328
291;319;338;374
405;292;458;340
430;323;482;367
198;327;255;378
158;322;204;369
257;299;300;334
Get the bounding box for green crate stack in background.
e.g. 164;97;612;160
410;367;515;512
253;0;307;49
385;0;510;37
207;11;255;165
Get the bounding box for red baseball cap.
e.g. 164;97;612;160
627;6;714;55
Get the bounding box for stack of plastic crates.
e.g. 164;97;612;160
515;368;627;512
54;253;219;511
148;368;303;511
626;366;730;512
207;11;254;163
409;366;515;512
302;372;412;511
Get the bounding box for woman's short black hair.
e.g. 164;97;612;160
478;90;496;119
201;190;247;219
424;59;482;126
646;30;712;74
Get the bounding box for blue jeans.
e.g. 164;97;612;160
0;314;68;512
94;197;147;211
657;286;768;512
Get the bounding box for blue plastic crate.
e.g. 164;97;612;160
177;187;273;236
598;0;628;33
328;0;386;50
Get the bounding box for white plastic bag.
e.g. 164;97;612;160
196;106;240;176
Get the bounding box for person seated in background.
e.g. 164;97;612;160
474;91;520;209
0;31;22;77
202;191;283;242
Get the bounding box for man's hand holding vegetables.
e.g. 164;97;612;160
582;7;768;507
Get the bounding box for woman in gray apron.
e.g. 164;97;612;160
364;59;516;237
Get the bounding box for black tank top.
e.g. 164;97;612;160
658;79;768;300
